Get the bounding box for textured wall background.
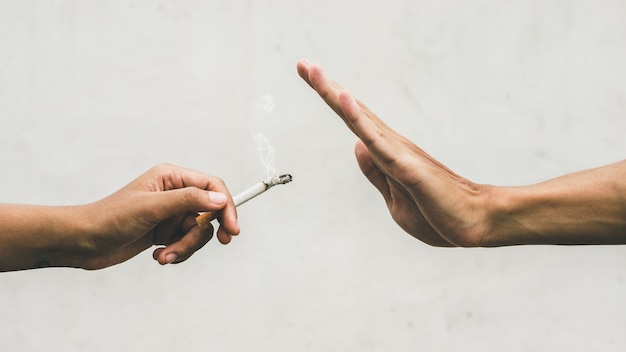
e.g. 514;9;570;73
1;1;625;351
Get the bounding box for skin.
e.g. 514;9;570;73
0;163;240;271
297;59;626;246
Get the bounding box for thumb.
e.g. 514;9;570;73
354;140;392;202
151;188;228;219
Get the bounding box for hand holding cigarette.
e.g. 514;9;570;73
196;174;293;228
0;164;241;271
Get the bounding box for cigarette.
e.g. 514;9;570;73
195;174;293;228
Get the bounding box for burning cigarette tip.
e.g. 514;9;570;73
278;174;293;183
195;173;293;228
265;174;293;188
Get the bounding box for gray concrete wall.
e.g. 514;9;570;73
1;1;625;351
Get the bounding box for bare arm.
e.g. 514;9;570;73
489;162;626;245
0;204;91;270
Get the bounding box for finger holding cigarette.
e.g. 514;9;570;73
196;174;293;228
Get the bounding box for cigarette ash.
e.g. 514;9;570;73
264;174;293;188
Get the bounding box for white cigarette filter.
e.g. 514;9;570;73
195;174;293;228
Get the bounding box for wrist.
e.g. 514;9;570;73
38;205;98;268
481;185;534;246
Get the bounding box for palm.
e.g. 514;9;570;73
355;143;454;246
299;60;487;247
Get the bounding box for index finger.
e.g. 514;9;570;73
297;60;396;156
155;164;240;237
297;59;348;126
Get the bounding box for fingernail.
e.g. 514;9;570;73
208;191;227;204
165;253;178;264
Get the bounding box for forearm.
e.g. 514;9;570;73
0;204;92;271
487;160;626;245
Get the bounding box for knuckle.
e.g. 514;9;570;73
209;176;227;192
152;163;169;172
212;175;225;186
151;163;177;175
